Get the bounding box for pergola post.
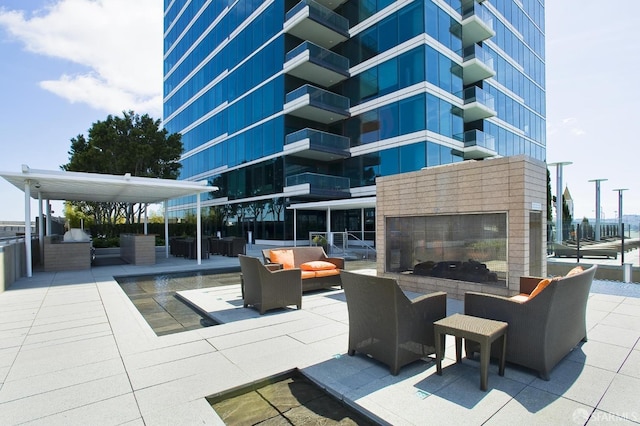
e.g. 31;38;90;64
38;191;44;262
46;201;52;236
164;200;169;259
196;193;202;265
24;181;32;278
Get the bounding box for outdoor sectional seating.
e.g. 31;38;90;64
261;246;343;292
464;264;597;380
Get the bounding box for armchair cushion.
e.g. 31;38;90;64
528;278;553;299
300;261;337;271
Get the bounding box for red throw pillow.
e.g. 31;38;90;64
300;261;337;271
269;249;295;269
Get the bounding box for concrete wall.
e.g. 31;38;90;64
376;155;548;299
0;239;27;293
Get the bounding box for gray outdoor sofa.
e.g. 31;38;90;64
464;264;597;380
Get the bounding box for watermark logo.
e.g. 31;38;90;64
572;408;639;424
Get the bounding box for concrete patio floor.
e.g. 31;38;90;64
0;247;639;425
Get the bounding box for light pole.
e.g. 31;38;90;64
613;188;628;238
589;178;608;241
549;162;572;244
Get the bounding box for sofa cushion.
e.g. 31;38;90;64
528;278;552;299
510;294;530;303
301;270;317;280
300;261;337;271
313;269;340;278
270;249;295;269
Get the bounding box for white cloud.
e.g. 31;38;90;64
0;0;163;116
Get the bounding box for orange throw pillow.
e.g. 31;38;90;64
269;249;295;269
565;266;584;277
528;278;552;299
300;261;337;271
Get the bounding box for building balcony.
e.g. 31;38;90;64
284;41;349;87
461;86;496;122
462;44;495;84
284;84;350;124
285;128;351;161
312;0;348;10
284;0;349;49
284;172;351;199
461;1;495;47
455;130;497;159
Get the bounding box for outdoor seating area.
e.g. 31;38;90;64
0;246;638;424
261;246;343;292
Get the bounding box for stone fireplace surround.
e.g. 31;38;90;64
376;156;547;300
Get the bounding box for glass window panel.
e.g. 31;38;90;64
378;15;397;52
400;95;425;134
426;47;439;85
379;103;399;139
426;141;440;167
427;94;439;132
379;147;399;176
400;143;425;172
378;58;398;95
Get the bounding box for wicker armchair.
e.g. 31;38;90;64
238;255;302;315
340;271;447;375
464;265;597;380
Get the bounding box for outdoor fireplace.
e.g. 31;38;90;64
386;213;507;286
376;156;547;299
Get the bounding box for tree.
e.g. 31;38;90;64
62;111;183;225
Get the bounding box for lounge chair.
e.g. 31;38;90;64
238;254;302;315
340;271;447;375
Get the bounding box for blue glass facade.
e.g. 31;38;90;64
163;0;545;239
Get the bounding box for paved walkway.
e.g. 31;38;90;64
0;249;639;425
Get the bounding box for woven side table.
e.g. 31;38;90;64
434;313;508;391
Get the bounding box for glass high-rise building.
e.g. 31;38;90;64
163;0;545;241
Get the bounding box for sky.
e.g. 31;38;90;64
0;0;637;223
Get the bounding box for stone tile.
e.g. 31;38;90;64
21;322;113;346
0;357;126;403
613;302;640;317
360;369;526;426
127;351;226;391
596;375;640;421
288;322;349;345
567;340;632;373
22;393;139;426
484;386;594;425
587;323;640;349
0;374;132;424
530;360;615;407
6;335;120;380
619;349;640;380
600;313;640;332
587;299;621;313
142;398;223;426
123;339;216;371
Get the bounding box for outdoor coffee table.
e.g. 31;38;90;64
434;313;507;391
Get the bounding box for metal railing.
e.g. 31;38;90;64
309;231;376;260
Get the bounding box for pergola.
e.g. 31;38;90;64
0;165;217;277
